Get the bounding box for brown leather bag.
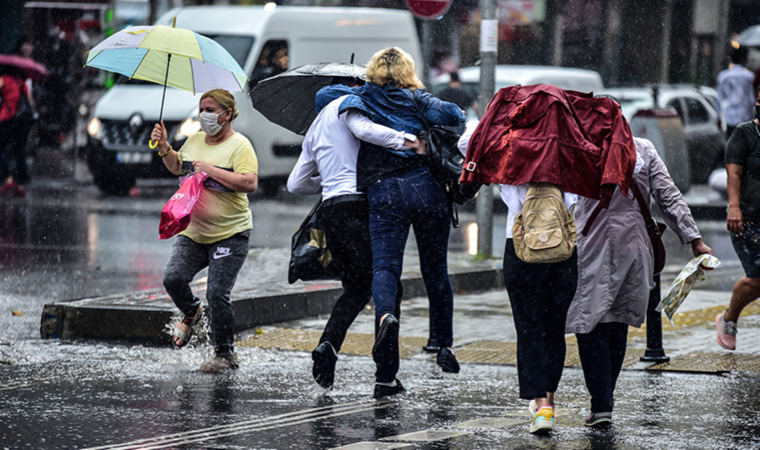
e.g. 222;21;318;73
632;183;667;275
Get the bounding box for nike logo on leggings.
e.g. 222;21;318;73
213;247;232;259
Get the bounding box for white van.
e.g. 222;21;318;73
86;5;422;196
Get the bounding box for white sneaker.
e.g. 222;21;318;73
529;406;554;434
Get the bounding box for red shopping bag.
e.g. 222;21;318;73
159;172;208;239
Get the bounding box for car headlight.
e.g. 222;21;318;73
87;117;103;139
175;117;201;140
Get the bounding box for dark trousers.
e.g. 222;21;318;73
0;119;33;185
163;231;250;356
318;197;373;353
503;239;578;399
576;322;629;413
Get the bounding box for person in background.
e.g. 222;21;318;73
151;89;258;373
437;72;478;119
568;136;711;427
287;80;419;393
717;44;755;140
718;86;760;351
0;37;38;198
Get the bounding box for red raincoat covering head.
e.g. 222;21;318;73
461;84;636;210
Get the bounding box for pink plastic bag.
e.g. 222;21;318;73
159;172;208;240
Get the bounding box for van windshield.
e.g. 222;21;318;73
115;34;254;86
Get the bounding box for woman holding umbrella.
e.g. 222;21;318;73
0;37;40;198
151;89;258;372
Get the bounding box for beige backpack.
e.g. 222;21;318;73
512;183;576;264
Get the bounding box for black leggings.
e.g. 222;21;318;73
163;231;250;356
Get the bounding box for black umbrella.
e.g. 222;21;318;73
250;62;366;135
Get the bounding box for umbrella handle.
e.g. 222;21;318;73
148;53;172;150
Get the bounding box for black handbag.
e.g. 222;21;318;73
288;199;342;284
632;183;667;275
410;92;482;209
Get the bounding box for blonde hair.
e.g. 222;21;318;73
366;47;424;90
201;89;240;121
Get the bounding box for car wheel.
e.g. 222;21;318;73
87;148;136;197
93;173;136;197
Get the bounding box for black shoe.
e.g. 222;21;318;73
373;378;405;399
422;338;440;353
437;347;460;374
373;314;399;355
312;342;338;390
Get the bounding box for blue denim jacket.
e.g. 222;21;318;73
317;83;465;157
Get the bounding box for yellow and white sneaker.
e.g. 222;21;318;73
529;405;555;434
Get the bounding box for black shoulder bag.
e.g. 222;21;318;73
410;91;481;227
288;198;342;284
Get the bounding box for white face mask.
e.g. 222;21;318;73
199;110;228;136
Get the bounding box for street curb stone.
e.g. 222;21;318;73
40;267;504;343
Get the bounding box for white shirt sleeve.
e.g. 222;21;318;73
457;121;477;156
287;140;322;195
344;110;415;150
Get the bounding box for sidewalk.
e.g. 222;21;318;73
40;240;760;375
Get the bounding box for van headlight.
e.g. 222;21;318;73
87;117;103;139
175;117;201;140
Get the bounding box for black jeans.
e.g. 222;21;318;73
163;231;250;356
503;239;578;399
318;196;373;353
576;322;629;413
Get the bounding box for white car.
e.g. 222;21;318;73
431;65;605;124
599;85;726;185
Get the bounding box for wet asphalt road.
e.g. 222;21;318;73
3;339;760;450
2;176;758;449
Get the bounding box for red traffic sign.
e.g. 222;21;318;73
405;0;452;19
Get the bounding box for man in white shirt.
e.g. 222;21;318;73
288;83;418;394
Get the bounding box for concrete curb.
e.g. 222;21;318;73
40;267;505;344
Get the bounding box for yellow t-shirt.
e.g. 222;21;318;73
177;132;258;244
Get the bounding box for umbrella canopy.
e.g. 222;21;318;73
85;24;247;94
250;62;366;135
738;25;760;47
0;54;48;80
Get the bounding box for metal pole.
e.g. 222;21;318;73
640;274;670;363
476;0;497;257
421;20;433;89
659;0;673;83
